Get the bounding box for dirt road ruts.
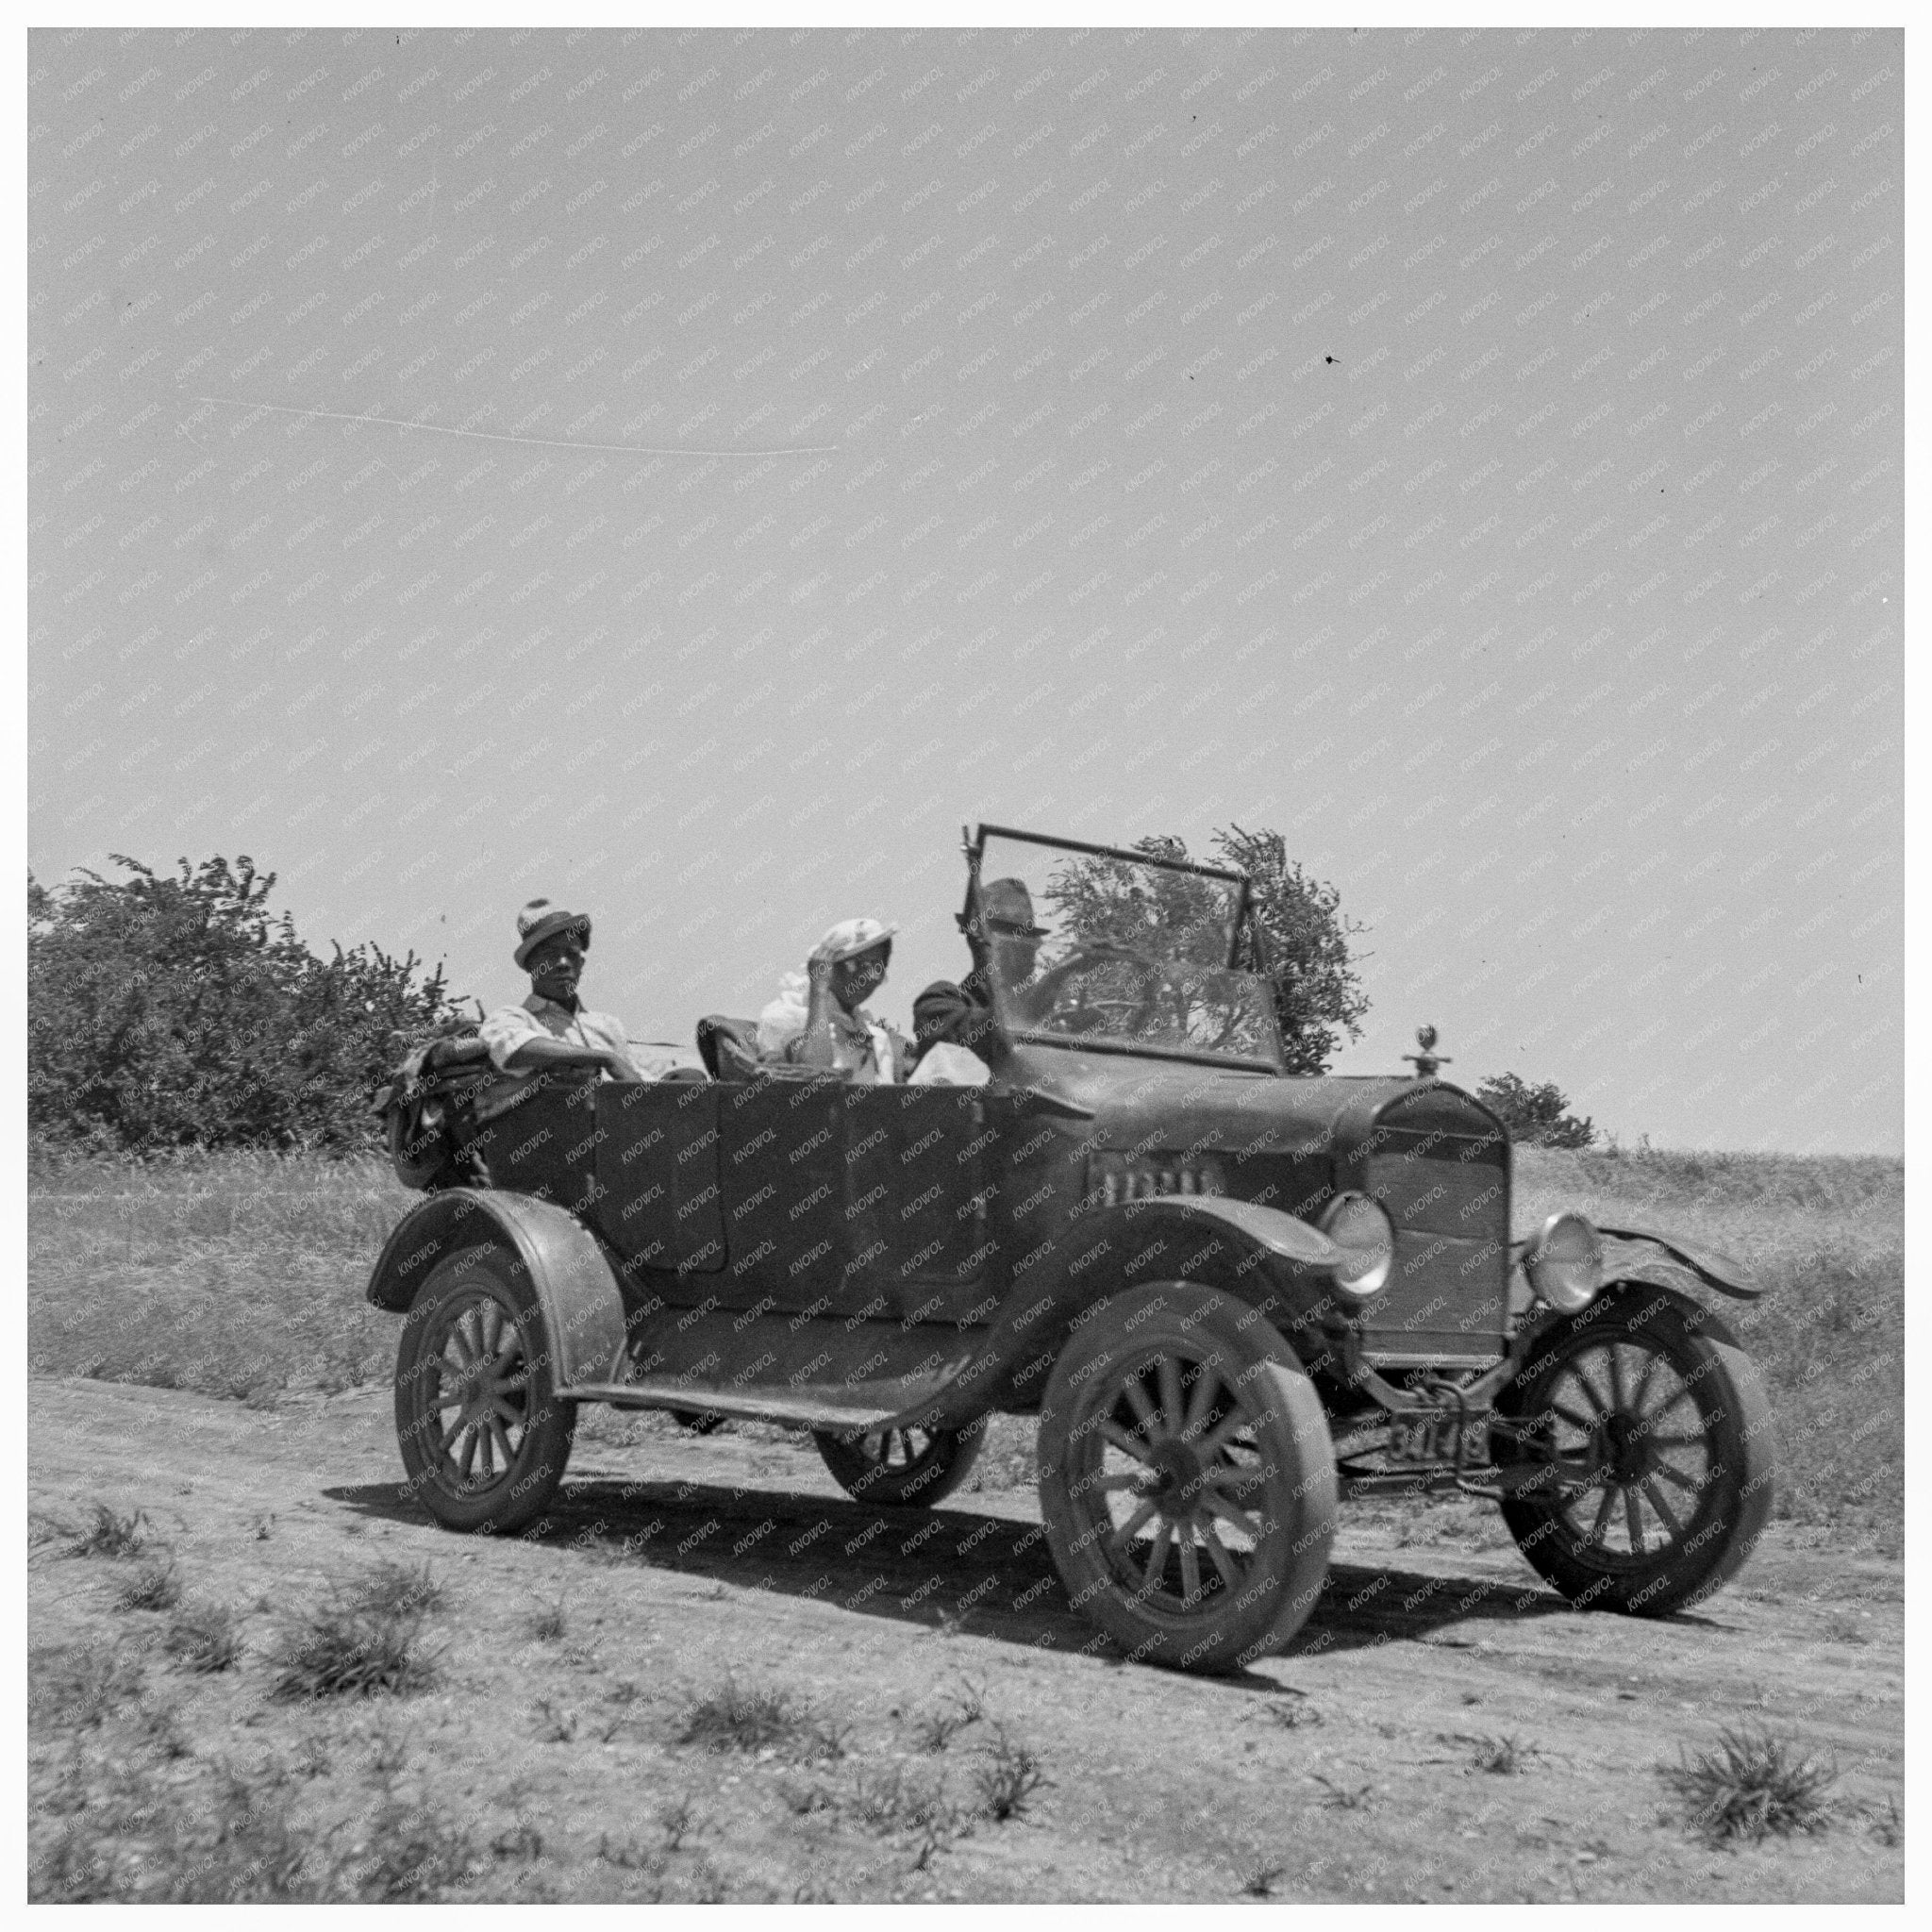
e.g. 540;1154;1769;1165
29;1377;1904;1904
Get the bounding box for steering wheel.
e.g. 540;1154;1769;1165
1040;947;1163;1032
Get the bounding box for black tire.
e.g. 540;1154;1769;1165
1493;1285;1774;1616
1037;1283;1336;1673
813;1421;986;1507
394;1243;575;1534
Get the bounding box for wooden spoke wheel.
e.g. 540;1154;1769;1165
813;1422;985;1507
1038;1283;1336;1673
394;1243;575;1534
1493;1286;1774;1616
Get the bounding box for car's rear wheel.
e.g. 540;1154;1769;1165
394;1243;575;1534
1492;1286;1774;1616
1037;1283;1336;1673
813;1422;986;1507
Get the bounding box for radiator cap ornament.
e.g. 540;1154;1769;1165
1402;1024;1451;1079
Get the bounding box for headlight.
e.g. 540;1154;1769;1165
1320;1191;1394;1299
1524;1210;1605;1314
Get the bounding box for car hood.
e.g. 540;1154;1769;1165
999;1046;1457;1159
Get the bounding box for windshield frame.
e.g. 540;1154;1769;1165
966;824;1286;1074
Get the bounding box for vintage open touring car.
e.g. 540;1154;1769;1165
368;824;1774;1672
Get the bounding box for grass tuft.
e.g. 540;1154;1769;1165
597;1832;668;1874
912;1675;987;1753
491;1821;543;1862
117;1557;180;1612
658;1799;699;1851
780;1777;838;1816
851;1761;967;1869
1241;1861;1290;1898
974;1724;1049;1823
347;1789;477;1903
1257;1690;1322;1730
272;1565;439;1701
1312;1773;1375;1810
1863;1794;1902;1847
353;1559;443;1620
533;1698;578;1743
164;1600;241;1674
68;1502;150;1559
1659;1724;1840;1845
1466;1732;1531;1775
675;1676;835;1757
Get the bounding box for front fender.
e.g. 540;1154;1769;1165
1596;1222;1763;1300
365;1188;628;1387
1498;1280;1748;1407
922;1193;1346;1422
1033;1193;1340;1302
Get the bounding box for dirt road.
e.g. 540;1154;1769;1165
29;1375;1903;1903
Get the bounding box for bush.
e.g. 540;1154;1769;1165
1474;1071;1596;1149
27;855;476;1155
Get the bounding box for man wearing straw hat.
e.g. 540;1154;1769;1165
478;899;643;1114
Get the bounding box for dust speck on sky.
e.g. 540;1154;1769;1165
27;25;1902;1154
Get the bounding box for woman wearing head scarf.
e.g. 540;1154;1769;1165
757;918;913;1084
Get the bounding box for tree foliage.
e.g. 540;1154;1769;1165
1474;1072;1598;1150
1214;825;1370;1075
27;856;475;1154
1039;827;1369;1074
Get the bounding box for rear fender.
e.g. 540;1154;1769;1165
937;1194;1348;1420
365;1189;628;1387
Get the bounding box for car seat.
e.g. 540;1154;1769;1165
695;1015;765;1080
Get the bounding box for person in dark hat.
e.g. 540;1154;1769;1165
911;876;1088;1066
478;899;643;1104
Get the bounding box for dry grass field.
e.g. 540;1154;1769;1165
27;1141;1904;1903
28;1142;1905;1550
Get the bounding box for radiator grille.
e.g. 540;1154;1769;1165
1359;1110;1510;1366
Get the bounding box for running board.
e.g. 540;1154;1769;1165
556;1375;920;1434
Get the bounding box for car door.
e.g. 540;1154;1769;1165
592;1081;724;1281
712;1074;850;1313
839;1084;994;1325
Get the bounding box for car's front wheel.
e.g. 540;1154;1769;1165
1037;1283;1336;1673
1492;1285;1774;1615
813;1422;985;1507
394;1242;575;1534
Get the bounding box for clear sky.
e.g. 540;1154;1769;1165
27;25;1903;1154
